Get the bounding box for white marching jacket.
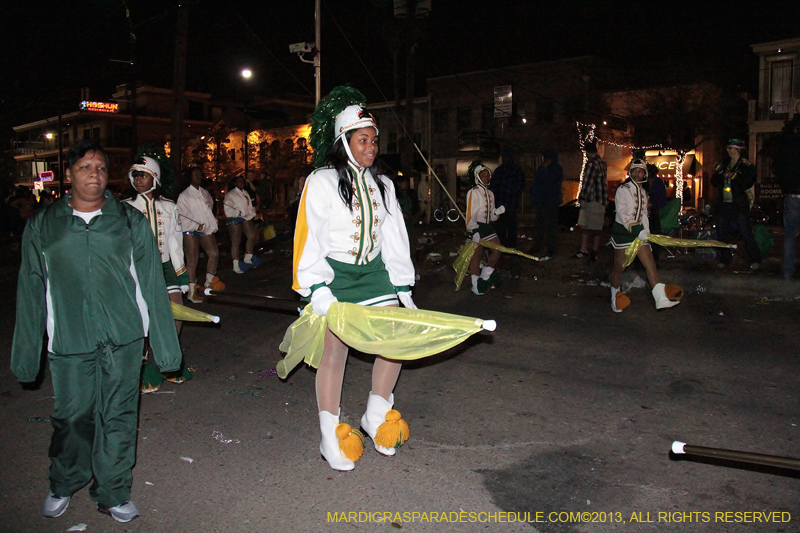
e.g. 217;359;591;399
223;187;256;220
176;185;219;235
466;184;497;231
614;179;650;233
292;165;415;297
124;195;187;277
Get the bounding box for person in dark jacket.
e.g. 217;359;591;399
711;139;760;269
775;116;800;280
529;149;563;259
489;149;525;248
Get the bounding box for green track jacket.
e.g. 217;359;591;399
11;191;182;382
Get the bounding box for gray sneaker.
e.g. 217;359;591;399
98;501;140;523
43;493;71;518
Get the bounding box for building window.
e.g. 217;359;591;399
387;132;398;153
457;107;472;131
92;127;101;142
537;100;554;123
229;148;236;161
114;126;132;147
433;108;449;134
770;59;793;115
481;105;495;131
83;129;91;141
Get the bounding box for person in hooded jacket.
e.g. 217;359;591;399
529;149;563;259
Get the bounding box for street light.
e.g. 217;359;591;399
241;68;253;178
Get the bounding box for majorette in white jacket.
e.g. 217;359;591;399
223;187;257;220
465;183;498;231
124;195;187;278
176;185;219;235
292;164;415;297
614;179;650;233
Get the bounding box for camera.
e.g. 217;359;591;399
289;42;314;54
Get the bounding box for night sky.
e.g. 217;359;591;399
2;0;800;138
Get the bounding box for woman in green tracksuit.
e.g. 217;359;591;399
11;140;182;523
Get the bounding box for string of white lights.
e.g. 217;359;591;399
576;121;688;201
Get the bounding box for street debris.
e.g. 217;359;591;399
180;456;194;463
212;430;240;444
226;387;262;397
67;524;87;532
27;417;50;423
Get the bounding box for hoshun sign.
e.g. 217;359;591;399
79;101;119;113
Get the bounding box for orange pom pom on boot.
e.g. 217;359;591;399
360;392;410;456
611;286;631;313
652;283;681;310
319;410;364;471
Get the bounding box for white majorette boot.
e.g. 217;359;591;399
611;286;630;312
471;275;484;295
360;392;410;456
652;283;680;310
319;410;363;471
611;287;622;313
233;259;245;274
480;265;494;281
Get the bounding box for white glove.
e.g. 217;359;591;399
638;229;649;241
472;232;481;243
311;286;337;316
397;291;417;309
493;205;506;216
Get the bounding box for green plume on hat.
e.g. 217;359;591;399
467;158;483;185
135;143;176;199
309;85;366;168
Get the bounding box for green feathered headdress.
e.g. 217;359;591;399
309;85;367;168
135;143;176;199
467;158;483;186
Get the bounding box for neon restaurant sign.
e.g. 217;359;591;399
80;101;119;113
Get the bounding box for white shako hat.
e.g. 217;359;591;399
473;164;492;185
128;156;161;188
334;105;379;143
629;158;648;182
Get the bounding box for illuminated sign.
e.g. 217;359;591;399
80;101;119;113
493;85;512;118
39;171;54;181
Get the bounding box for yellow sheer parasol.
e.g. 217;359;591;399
277;302;496;379
453;239;540;290
622;235;736;269
170;302;220;323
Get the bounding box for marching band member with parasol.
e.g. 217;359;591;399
609;159;681;312
292;86;416;471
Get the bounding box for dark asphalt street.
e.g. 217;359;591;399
1;223;799;532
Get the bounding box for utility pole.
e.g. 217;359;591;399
171;5;189;192
291;0;321;104
394;0;430;180
124;2;138;156
315;0;321;104
57;105;63;196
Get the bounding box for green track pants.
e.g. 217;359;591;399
47;339;143;508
